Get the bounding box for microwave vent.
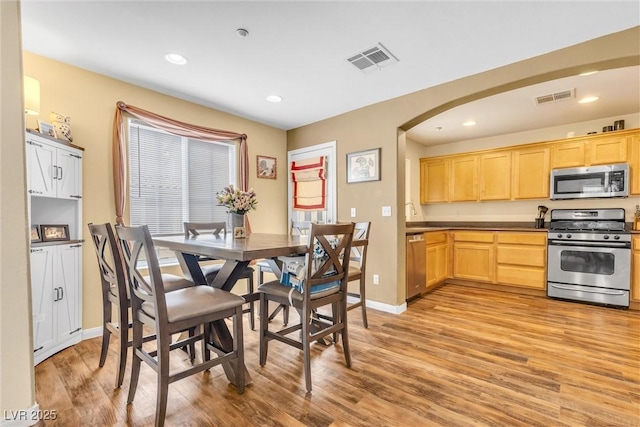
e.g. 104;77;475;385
347;43;398;73
535;89;575;105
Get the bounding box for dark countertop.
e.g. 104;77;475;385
406;221;547;235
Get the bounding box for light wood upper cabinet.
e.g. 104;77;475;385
420;159;449;203
449;155;478;202
551;141;585;168
630;134;640;195
512;146;550;199
479;151;511;200
587;134;628;165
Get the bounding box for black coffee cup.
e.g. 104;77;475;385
603;126;614;132
614;120;625;130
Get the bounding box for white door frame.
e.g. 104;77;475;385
287;141;337;225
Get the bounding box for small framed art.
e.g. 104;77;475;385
30;224;41;243
347;148;381;183
40;224;70;242
37;121;57;138
257;155;277;179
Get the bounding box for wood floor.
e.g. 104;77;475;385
34;284;640;426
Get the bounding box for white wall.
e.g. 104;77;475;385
408;112;640;223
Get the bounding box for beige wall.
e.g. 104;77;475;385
407;112;640;223
1;0;37;416
287;27;640;307
23;52;289;332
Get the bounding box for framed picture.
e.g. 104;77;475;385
37;121;57;138
257;155;277;179
30;224;41;243
40;224;70;242
347;148;381;183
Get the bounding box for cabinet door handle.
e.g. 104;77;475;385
53;287;59;302
27;140;43;148
52;166;58;180
58;166;63;181
59;287;64;301
30;248;43;253
34;346;44;353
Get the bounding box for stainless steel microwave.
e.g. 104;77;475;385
550;163;629;200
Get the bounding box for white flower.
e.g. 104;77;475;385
216;185;257;214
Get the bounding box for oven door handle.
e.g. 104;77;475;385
549;284;627;295
548;240;631;248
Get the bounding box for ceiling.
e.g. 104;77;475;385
20;1;639;140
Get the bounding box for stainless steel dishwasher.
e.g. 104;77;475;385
406;233;426;300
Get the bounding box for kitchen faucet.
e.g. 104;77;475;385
405;201;417;216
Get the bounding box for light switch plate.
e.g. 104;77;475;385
382;206;392;217
373;274;379;285
350;207;356;217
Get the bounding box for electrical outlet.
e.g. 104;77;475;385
382;206;392;217
350;207;356;217
373;274;379;285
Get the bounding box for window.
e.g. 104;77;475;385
128;120;236;237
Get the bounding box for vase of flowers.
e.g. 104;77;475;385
216;185;257;236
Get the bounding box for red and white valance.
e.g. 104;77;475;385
290;156;326;211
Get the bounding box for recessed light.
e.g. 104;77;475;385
462;120;476;127
579;71;598;76
266;95;282;103
164;53;187;65
236;28;249;37
578;96;599;104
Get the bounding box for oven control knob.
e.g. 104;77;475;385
604;235;610;239
566;234;572;238
556;234;563;238
614;235;620;240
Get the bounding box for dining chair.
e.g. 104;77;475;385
87;222;195;388
116;224;245;427
346;222;371;328
256;220;311;325
258;222;355;393
183;221;257;330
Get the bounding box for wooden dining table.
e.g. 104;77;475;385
152;232;309;387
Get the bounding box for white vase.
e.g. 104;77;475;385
228;212;245;232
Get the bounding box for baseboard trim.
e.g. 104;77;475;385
82;326;102;340
347;296;406;315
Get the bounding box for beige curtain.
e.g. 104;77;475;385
112;101;250;231
290;156;326;211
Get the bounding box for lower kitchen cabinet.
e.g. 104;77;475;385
452;231;495;282
633;236;640;302
426;231;449;288
30;243;82;364
496;232;547;289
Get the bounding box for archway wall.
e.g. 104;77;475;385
286;27;639;308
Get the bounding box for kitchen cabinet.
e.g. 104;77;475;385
30;244;82;364
496;232;547;289
588;134;628;165
449;155;478;202
551;141;585;168
632;236;640;302
420;158;449;203
630;134;640;195
27;130;84;365
26;133;82;200
426;231;449;288
512;146;550;199
452;231;495;282
479;151;511;200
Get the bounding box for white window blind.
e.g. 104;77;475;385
128;121;236;236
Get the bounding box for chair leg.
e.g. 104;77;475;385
233;307;245;394
302;304;312;393
202;323;211;365
282;305;289;326
359;277;368;328
115;305;129;388
259;294;268;366
247;276;255;331
188;328;196;364
155;333;170;427
127;321;143;404
99;303;112;368
341;300;352;368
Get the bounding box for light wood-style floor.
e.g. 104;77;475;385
34;284;640;426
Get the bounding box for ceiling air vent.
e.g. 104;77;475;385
347;43;398;73
535;89;575;105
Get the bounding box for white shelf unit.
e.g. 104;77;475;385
26;130;84;365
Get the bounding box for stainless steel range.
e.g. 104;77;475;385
547;208;631;307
